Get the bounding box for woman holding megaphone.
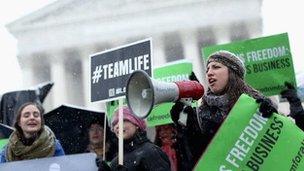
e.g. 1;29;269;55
170;50;277;167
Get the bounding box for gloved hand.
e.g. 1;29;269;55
281;82;300;103
96;157;102;167
99;160;111;171
256;98;277;118
189;71;199;82
184;106;195;116
280;82;304;119
170;101;185;124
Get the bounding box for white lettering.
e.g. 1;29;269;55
246;46;287;62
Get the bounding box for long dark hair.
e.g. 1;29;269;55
224;68;265;110
202;68;265;112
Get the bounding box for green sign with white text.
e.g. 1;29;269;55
195;94;304;171
202;33;296;96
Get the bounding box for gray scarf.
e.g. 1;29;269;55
203;91;231;117
195;91;231;134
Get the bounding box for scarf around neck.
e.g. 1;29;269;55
6;126;56;161
203;91;231;116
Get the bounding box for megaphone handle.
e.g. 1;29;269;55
177;98;192;126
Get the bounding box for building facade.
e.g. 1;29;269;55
7;0;263;112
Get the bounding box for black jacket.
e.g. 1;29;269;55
110;131;170;171
280;83;304;131
184;105;224;164
170;103;224;169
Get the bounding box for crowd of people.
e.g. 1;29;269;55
0;50;303;171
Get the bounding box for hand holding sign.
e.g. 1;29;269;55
280;81;303;118
195;94;304;171
256;98;278;118
281;82;299;103
280;82;304;131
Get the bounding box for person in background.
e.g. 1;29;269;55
154;124;178;171
99;106;170;171
0;102;65;163
281;82;304;130
86;119;116;167
170;50;277;167
154;123;194;171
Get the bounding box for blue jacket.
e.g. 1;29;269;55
0;139;65;163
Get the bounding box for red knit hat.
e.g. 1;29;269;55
111;106;146;130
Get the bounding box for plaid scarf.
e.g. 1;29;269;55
6;126;56;161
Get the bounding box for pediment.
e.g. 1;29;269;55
7;0;180;32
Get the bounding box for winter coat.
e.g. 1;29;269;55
184;105;224;164
109;131;170;171
0;139;65;163
180;98;276;166
284;95;304;131
291;103;304;131
174;126;195;171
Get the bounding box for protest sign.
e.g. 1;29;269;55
202;33;296;96
91;39;152;102
0;139;8;149
195;94;304;171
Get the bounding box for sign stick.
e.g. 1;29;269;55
103;111;107;161
118;98;124;165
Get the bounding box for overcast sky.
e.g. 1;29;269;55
262;0;303;74
0;0;302;94
0;0;57;94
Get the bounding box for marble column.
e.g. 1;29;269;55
20;57;35;87
181;30;204;84
247;20;263;39
152;36;166;68
49;52;67;108
214;25;231;44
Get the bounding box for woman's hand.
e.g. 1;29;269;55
170;101;185;124
281;82;300;103
280;82;304;119
256;98;277;118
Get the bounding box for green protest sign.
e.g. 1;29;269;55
195;94;304;171
0;139;8;150
202;33;296;96
106;59;193;127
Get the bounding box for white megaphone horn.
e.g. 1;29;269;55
126;70;204;119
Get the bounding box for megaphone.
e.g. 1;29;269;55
126;70;204;118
